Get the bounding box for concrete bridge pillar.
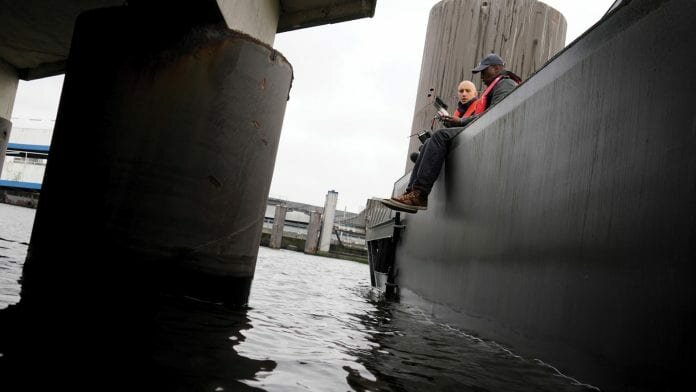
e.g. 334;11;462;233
0;59;18;175
318;190;338;252
269;205;288;249
19;4;293;315
216;0;280;46
304;210;322;254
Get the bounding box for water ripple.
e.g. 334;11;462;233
0;204;599;391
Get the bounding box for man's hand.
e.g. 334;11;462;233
440;115;462;128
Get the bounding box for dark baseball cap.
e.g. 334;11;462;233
472;53;505;73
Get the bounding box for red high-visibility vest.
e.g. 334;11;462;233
474;75;504;114
463;99;480;117
454;98;480;119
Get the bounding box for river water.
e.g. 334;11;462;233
0;203;599;391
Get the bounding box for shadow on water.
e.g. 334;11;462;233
0;201;272;391
0;251;601;392
149;296;276;391
1;204;599;392
344;292;599;392
0;294;275;391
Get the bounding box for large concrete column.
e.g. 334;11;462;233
0;117;10;176
0;59;18;175
19;3;293;318
269;204;287;249
304;210;321;254
318;190;338;252
405;0;566;171
216;0;280;46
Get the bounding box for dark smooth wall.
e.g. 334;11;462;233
396;0;696;390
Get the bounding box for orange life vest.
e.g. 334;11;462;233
454;98;480;119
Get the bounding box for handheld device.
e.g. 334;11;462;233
408;129;432;144
417;130;431;143
433;96;449;117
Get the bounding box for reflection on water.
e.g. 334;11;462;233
350;299;598;392
0;203;598;391
0;204;33;309
150;295;275;392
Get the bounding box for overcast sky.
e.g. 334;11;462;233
11;0;616;213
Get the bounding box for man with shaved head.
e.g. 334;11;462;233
453;80;479;118
382;79;479;212
383;53;520;212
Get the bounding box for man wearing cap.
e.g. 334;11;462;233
440;53;520;128
383;53;520;212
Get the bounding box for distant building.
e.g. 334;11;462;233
0;118;52;207
1;117;53;184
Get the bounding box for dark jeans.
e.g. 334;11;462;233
407;127;462;196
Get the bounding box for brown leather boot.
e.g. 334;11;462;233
390;189;428;210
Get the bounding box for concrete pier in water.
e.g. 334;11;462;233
0;2;376;385
304;210;322;254
0;59;17;175
318;190;338;253
270;205;288;249
19;5;293;311
0;0;376;309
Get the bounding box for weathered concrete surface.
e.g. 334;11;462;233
270;205;288;249
0;58;15;174
304;210;322;254
406;0;566;171
0;0;377;80
395;0;696;390
19;5;293;313
318;190;338;252
216;0;280;45
277;0;377;33
0;117;11;175
0;0;121;79
0;59;18;119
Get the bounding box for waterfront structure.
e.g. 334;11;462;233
318;190;339;252
262;196;367;255
304;210;322;254
0;118;52;184
0;1;377;316
0;118;52;207
368;0;696;390
0;3;376;383
269;204;288;249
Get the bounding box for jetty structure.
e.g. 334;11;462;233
367;0;696;390
262;192;368;259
